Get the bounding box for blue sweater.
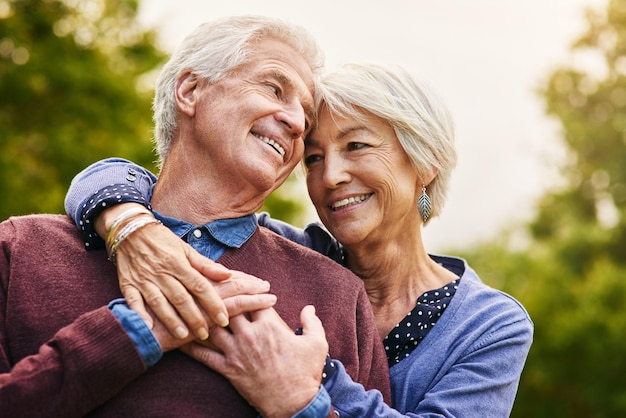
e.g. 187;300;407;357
261;215;533;417
65;158;534;417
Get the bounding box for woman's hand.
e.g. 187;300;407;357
150;280;278;352
95;203;275;341
181;306;328;418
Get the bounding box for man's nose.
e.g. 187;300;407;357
276;100;306;139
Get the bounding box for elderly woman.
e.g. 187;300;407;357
65;63;533;416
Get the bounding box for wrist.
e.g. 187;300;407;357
285;385;332;418
96;203;151;237
104;207;159;265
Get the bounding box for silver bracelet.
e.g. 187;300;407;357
105;207;153;251
107;216;161;265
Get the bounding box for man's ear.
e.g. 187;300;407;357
175;71;198;117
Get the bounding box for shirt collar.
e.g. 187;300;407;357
148;185;257;248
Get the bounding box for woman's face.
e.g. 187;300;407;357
304;106;422;247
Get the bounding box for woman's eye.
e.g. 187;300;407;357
304;154;322;167
348;142;368;151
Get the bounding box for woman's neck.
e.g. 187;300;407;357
345;237;457;338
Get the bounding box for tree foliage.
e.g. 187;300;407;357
458;1;626;416
0;0;163;221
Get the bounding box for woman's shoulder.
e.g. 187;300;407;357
433;254;532;325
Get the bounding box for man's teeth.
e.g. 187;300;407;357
253;133;285;156
332;194;371;210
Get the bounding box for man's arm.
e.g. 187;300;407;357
0;306;147;417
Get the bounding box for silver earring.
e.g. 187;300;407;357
418;185;432;223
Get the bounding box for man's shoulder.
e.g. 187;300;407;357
5;213;73;224
258;226;347;266
3;213;77;231
2;214;87;252
234;226;363;289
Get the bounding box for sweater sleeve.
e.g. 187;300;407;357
0;307;147;417
410;317;533;417
0;220;148;417
324;313;532;418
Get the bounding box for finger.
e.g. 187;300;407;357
184;250;230;328
122;284;153;329
189;252;233;282
141;282;190;339
223;313;253;334
206;324;235;353
222;294;277;317
299;305;325;339
159;273;212;339
214;274;271;299
180;342;228;375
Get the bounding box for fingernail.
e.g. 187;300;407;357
197;327;209;340
216;312;229;327
175;326;188;339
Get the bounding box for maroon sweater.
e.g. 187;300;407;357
0;215;390;417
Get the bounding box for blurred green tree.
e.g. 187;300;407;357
0;0;163;221
0;0;308;225
457;1;626;416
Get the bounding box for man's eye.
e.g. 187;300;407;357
268;85;280;96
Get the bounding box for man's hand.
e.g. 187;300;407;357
181;305;328;418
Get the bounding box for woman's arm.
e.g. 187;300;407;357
63;159;343;343
64;158;156;249
64;158;276;341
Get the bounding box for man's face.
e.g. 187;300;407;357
182;38;315;197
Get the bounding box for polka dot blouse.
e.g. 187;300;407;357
383;279;460;367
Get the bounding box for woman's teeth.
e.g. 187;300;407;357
332;194;371;210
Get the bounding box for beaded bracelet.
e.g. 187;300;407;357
107;216;162;265
105;207;154;251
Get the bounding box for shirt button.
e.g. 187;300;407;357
126;175;136;182
193;229;202;238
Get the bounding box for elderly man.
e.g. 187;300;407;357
0;16;390;417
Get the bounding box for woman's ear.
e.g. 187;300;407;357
422;167;439;187
175;71;198;117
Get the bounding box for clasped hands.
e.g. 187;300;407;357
115;222;329;417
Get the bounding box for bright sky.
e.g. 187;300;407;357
137;0;607;252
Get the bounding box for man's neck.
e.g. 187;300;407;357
151;164;265;225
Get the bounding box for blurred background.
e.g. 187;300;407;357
1;0;625;416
